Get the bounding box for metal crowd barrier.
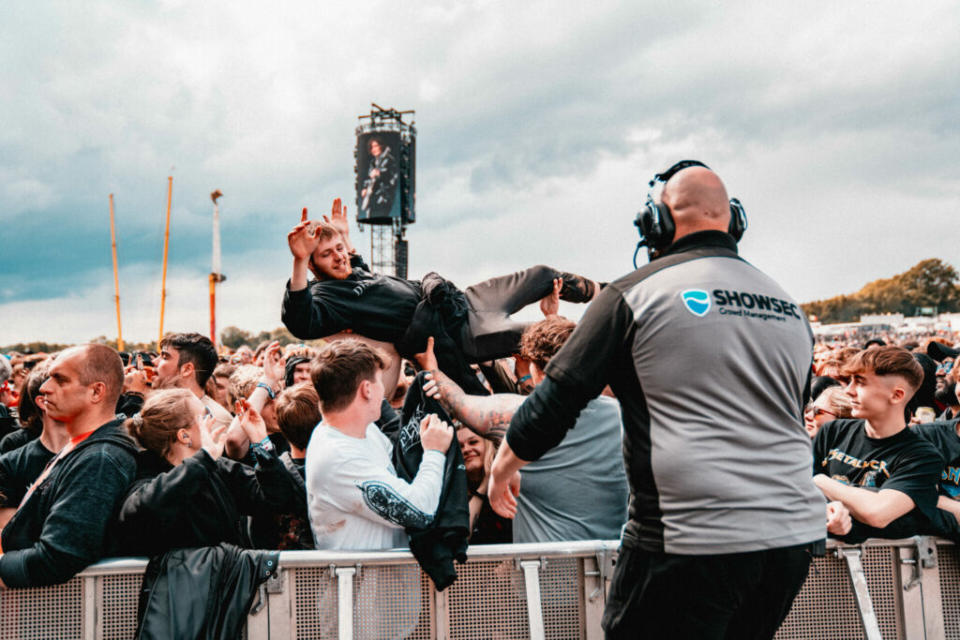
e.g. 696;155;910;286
1;538;957;639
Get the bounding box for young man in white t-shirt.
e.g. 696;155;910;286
305;338;454;551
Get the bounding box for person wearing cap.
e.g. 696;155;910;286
928;341;960;420
485;161;825;639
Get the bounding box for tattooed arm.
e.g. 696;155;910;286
423;369;524;445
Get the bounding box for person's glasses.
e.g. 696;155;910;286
937;360;954;375
805;404;836;419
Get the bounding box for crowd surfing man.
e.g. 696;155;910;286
0;345;138;588
485;161;826;640
282;199;599;396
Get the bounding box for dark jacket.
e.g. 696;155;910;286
135;543;279;640
0;424;38;455
0;419;138;588
118;447;301;557
0;438;55;508
378;377;470;591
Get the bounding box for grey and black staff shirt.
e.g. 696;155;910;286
506;231;826;555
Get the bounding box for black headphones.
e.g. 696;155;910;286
633;160;747;266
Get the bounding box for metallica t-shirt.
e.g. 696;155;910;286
813;419;941;540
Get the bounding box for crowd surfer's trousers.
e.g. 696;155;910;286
602;542;815;640
459;264;595;362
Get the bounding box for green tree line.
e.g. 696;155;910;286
802;258;960;324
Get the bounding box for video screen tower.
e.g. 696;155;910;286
355;104;416;278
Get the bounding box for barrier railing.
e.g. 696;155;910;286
1;538;957;639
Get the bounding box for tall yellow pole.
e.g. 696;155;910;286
109;194;124;351
158;176;173;347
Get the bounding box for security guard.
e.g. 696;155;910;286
487;161;825;640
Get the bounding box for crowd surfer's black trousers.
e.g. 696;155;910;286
602;542;815;640
459;264;594;362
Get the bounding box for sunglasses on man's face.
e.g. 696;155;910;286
805;405;836;419
937;360;954;375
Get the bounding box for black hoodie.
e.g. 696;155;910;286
0;418;138;588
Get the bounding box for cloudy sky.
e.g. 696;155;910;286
2;0;958;345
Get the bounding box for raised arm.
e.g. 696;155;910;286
423;369;523;445
416;337;523;445
288;207;320;292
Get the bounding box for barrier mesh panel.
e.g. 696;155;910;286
293;564;432;639
447;559;530;640
775;547;901;640
0;577;83;639
938;544;960;639
294;566;339;639
540;557;585;639
100;573;143;639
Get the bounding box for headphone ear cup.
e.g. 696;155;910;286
635;202;674;250
728;198;747;242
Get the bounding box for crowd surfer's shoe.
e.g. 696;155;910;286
559;273;598;303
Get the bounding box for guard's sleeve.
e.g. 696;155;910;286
507;286;634;462
0;446;136;588
320;450;446;530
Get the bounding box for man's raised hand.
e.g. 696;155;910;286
539;277;563;317
420;413;454;452
323;197;350;240
414;336;439;372
288;207;320;261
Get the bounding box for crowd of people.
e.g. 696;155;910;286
1;166;959;639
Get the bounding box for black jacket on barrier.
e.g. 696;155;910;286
0;419;138;588
117;447;301;557
377;378;471;591
135;543;279;640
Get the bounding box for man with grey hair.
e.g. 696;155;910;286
0;344;138;588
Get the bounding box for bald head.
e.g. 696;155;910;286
660;166;731;240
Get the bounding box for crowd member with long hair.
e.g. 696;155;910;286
117;389;300;556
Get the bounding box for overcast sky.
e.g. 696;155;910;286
2;0;958;345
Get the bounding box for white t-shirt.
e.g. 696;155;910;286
305;421;445;551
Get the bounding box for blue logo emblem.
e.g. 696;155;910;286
681;289;711;317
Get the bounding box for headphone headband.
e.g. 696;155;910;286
633;160;747;267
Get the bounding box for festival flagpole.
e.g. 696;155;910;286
108;194;124;351
158;176;173;348
209;189;225;349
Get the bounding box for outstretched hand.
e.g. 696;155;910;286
235;399;269;444
288;207;320;261
261;341;284;387
488;470;522;519
413;336;439;372
200;414;227;460
539;277;562;317
323;197;350;240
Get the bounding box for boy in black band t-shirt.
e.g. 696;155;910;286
813;346;942;542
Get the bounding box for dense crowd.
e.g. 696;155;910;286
1;192;959;638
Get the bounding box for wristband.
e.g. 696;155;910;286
517;374;532;385
252;436;275;454
256;382;276;399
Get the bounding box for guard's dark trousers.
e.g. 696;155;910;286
602;542;813;640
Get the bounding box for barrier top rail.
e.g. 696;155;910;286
75;536;949;577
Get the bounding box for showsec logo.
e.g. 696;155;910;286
680;289;711;317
